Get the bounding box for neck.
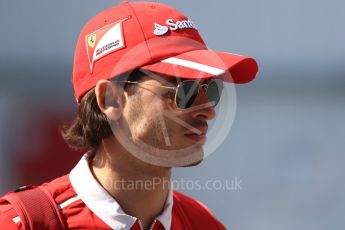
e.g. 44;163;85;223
91;136;172;230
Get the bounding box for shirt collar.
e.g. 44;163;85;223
69;152;173;230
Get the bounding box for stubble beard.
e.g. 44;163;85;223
125;97;204;167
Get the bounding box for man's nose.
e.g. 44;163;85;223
190;88;216;120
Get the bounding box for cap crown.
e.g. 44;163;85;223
73;1;207;102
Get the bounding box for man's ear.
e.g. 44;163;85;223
95;79;124;121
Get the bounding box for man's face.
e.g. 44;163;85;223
117;74;217;167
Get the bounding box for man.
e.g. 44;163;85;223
0;1;258;229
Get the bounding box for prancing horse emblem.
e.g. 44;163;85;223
87;34;96;48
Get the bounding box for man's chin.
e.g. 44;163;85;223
177;146;204;167
180;158;203;167
114;133;206;167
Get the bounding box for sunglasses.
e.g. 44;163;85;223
121;78;224;109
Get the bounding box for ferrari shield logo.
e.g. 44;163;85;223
85;17;128;73
87;34;96;48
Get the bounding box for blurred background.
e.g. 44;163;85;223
1;0;344;229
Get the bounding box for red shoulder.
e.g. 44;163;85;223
0;174;75;230
41;174;77;204
172;191;226;230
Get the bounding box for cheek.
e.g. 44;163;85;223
125;96;161;134
125;91;185;139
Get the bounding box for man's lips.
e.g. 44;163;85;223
184;133;206;144
184;126;208;144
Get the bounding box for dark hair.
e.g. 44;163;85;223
61;69;144;150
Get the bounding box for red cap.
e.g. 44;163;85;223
73;1;258;103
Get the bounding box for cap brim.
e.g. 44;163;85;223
141;49;258;83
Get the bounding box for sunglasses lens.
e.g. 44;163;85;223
206;79;223;107
176;81;199;109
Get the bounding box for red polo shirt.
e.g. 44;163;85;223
0;153;226;229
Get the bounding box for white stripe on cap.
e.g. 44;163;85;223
161;57;225;76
